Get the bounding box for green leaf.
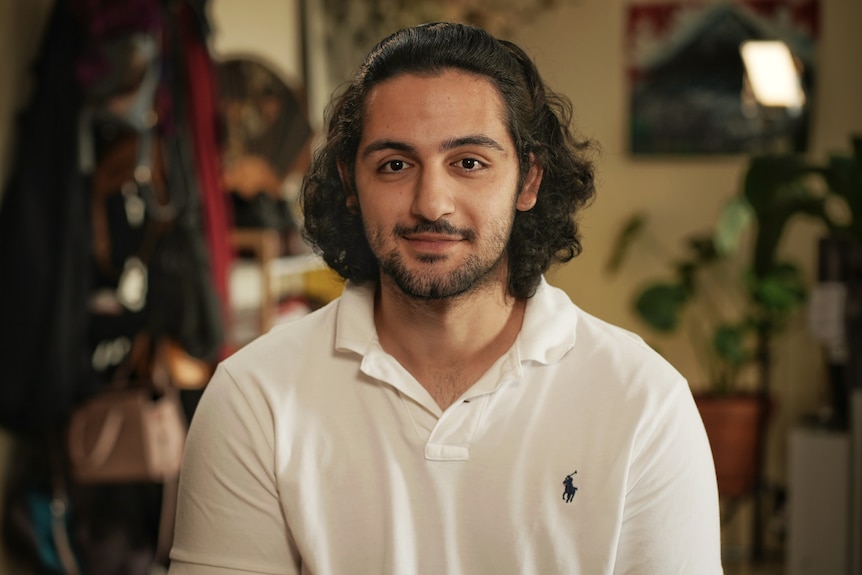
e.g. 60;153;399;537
714;196;754;256
685;234;719;262
635;283;690;332
748;262;807;316
606;213;647;274
823;151;862;241
712;323;751;367
743;155;826;277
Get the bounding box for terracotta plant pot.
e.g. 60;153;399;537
695;393;767;499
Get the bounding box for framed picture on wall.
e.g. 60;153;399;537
625;0;819;155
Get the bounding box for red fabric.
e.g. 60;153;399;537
179;5;233;359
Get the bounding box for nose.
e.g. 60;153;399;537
411;165;455;222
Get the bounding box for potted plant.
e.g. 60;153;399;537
607;138;862;498
607;206;805;500
609;137;861;562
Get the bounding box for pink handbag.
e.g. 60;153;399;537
67;385;186;484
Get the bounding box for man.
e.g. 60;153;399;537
169;22;722;574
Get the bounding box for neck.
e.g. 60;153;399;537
374;275;526;410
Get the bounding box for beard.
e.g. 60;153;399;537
368;217;513;301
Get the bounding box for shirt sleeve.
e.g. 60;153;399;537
613;378;724;575
168;364;301;575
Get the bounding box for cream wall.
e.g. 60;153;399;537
208;0;303;88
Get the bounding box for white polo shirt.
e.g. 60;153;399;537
169;279;722;574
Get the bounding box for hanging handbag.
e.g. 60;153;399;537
65;333;186;569
66;385;186;484
67;334;187;484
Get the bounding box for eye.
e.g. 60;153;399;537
456;158;485;171
379;159;410;173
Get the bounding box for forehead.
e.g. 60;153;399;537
359;70;511;144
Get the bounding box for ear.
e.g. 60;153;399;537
337;159;359;212
516;155;542;212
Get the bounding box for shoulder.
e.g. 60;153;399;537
574;305;672;372
578;304;687;390
528;280;681;384
224;298;333;364
214;283;375;399
215;295;345;398
528;282;690;416
227;280;376;363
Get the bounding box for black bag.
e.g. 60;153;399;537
0;0;93;434
146;130;223;362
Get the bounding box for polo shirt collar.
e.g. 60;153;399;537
517;276;578;365
333;281;378;356
333;277;578;368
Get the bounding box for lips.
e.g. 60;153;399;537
394;222;474;256
404;232;462;242
403;233;462;254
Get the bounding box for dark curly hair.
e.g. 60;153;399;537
300;22;596;299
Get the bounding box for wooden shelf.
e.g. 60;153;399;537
230;229;281;335
229;229;338;346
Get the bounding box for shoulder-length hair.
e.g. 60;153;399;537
300;22;596;299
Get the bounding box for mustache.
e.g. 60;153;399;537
393;220;476;241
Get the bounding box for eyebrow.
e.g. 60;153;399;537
360;134;507;159
441;135;506;152
360;140;416;159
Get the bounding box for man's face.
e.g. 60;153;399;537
350;70;540;300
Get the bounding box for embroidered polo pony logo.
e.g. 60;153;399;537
562;470;578;503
